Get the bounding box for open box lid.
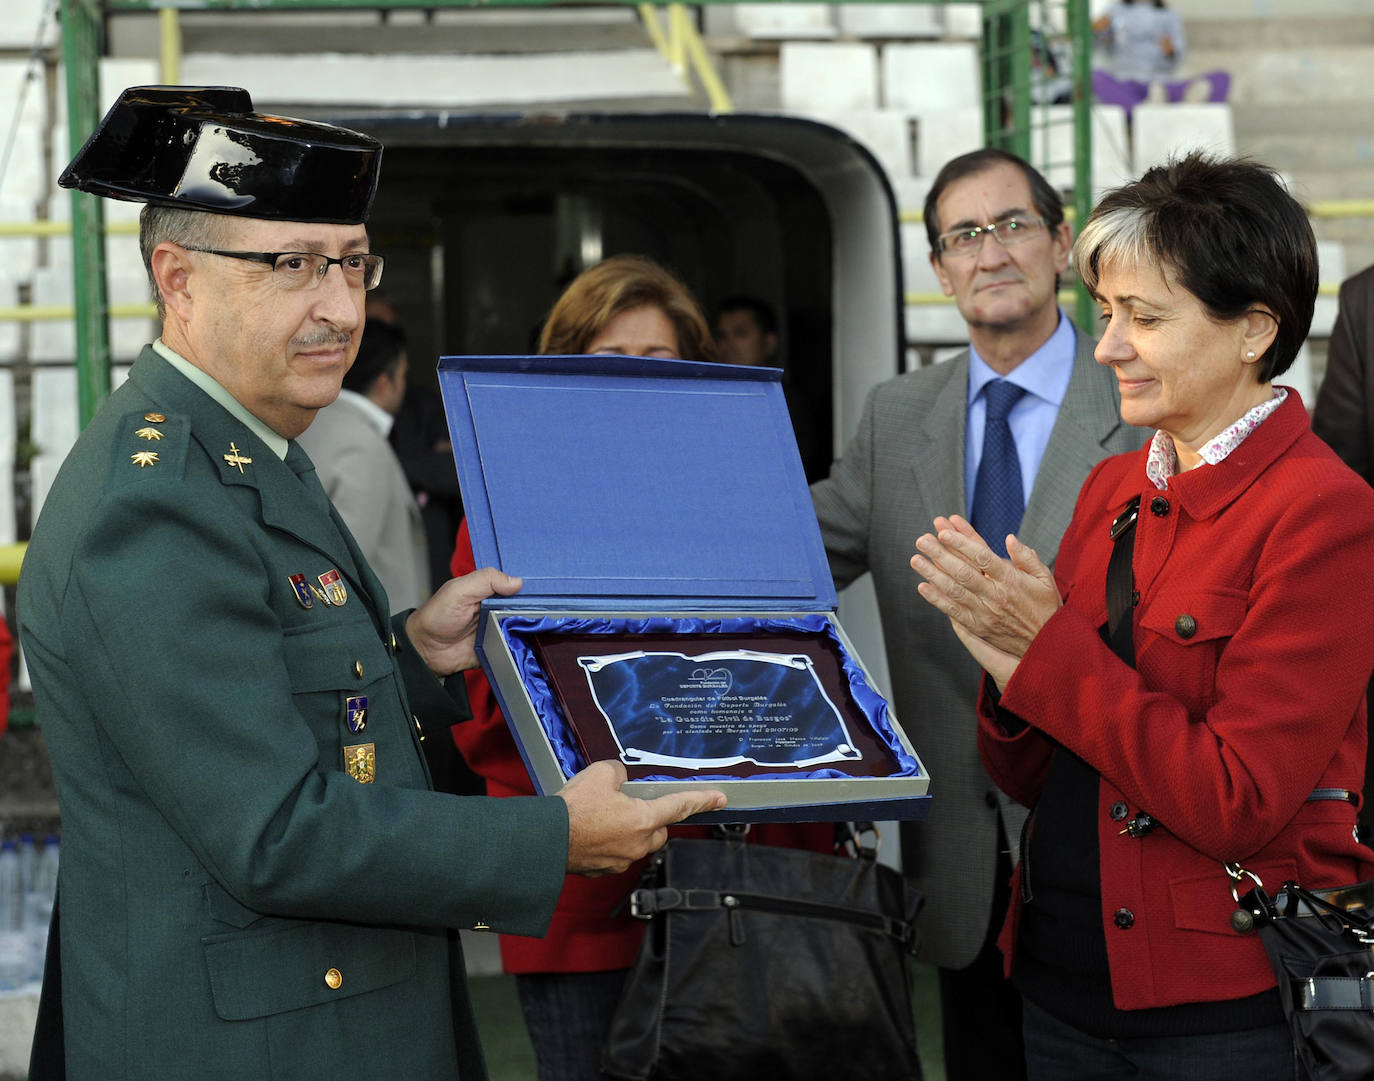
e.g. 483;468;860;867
438;354;837;611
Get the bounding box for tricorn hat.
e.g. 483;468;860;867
59;85;382;224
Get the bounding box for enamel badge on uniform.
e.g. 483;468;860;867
288;573;314;609
318;569;347;606
143;412;167;424
343;743;375;784
346;696;368;733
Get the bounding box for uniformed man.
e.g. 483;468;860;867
20;86;723;1081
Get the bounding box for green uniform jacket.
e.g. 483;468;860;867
19;347;568;1080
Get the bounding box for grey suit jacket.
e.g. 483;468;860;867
812;323;1147;969
298;392;431;612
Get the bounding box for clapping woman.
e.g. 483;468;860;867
911;153;1374;1080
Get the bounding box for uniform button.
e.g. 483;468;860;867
1110;801;1129;821
1150;496;1170;517
413;715;425;742
325;967;343;989
1175;614;1197;639
984;791;998;809
353;660;364;679
390;632;398;652
1114;908;1135;929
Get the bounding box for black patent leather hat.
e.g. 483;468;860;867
59;85;382;224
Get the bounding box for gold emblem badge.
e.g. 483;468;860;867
343;743;376;784
223;442;253;474
318;569;347;607
131;451;160;468
143;412;167;424
135;426;163;441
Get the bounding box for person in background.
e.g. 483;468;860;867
714;294;779;368
913;152;1374;1081
1311;261;1374;842
811;147;1146;1081
1091;0;1230;115
20;86;723;1081
713;293;824;481
451;253;834;1081
298;319;430;612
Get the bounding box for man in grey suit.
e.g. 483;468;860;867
299;319;430;612
812;148;1146;1081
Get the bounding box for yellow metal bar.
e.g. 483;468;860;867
0;543;28;587
664;3;688;76
0;220;140;237
905;283;1340;307
0;302;157;322
1308;200;1374;220
637;3;670;59
904;201;1374;224
679;6;733;112
159;6;182;85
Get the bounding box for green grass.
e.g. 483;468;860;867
468;961;946;1081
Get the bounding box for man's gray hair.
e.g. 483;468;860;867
139;205;231;320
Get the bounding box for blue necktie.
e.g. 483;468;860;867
971;379;1027;559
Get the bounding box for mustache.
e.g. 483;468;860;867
291;330;353;348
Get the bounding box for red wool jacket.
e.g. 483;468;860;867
980;391;1374;1012
449;519;834;974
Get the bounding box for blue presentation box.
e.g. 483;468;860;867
438;354;930;823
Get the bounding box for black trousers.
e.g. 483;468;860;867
937;832;1027;1081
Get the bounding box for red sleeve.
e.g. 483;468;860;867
449;519;535;798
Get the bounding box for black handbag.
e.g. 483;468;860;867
1229;867;1374;1081
601;826;924;1081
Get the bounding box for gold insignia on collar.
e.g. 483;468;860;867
344;743;376;784
143;412;167;424
135;426;164;441
223;443;253;474
131;451;160;468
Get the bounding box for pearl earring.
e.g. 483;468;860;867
1246;350;1256;359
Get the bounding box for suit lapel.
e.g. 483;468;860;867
909;353;970;520
1020;327;1127;565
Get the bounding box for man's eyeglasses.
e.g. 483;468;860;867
182;247;385;291
936;216;1049;258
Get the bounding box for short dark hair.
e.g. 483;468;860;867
345;320;407;395
923;148;1065;255
1074;152;1316;382
715;295;778;337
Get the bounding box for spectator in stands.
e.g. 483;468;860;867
451;253;833;1081
913;150;1373;1081
811;147;1146;1081
1311;261;1374;840
298;319;430;612
1092;0;1229;116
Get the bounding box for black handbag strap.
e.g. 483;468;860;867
1300;975;1374;1011
629;884;916;948
1106;495;1140;666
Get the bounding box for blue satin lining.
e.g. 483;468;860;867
498;614;919;783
